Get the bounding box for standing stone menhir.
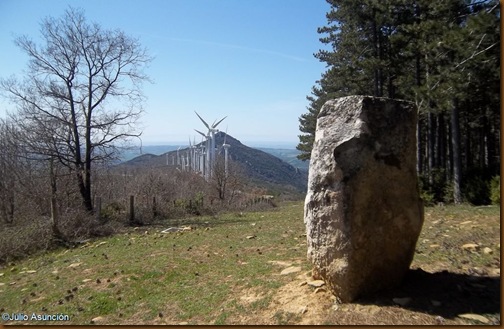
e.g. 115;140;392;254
304;95;424;303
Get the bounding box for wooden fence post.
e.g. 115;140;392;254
96;197;102;222
152;196;158;218
129;195;135;224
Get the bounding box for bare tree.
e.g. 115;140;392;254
212;155;244;204
0;118;48;224
1;7;152;212
0;119;20;223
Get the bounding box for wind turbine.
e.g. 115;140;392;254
222;127;230;177
195;111;226;179
181;153;186;171
190;137;197;172
195;128;210;180
199;135;206;175
188;137;195;172
176;146;181;168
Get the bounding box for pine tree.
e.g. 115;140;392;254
298;0;500;204
297;0;400;160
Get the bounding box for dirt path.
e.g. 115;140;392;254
231;263;500;325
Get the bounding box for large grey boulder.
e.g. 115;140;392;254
304;95;424;302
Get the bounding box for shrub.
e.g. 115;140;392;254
100;201;125;221
418;175;436;206
430;169;449;202
58;208;123;240
462;168;491;205
490;176;500;205
420;189;435;206
443;182;454;204
0;219;52;264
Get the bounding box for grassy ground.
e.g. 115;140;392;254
0;202;500;325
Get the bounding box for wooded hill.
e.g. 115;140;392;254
121;132;308;194
297;0;500;205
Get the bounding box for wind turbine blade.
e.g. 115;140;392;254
212;116;227;128
194;129;206;138
194;111;210;129
224;125;228;144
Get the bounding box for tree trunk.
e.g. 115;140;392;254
415;53;423;175
451;99;463;204
437;113;446;182
479;116;488;168
428;111;437;183
486;116;498;173
83;102;94;212
371;9;382;97
76;170;93;212
84;169;93;211
464;119;471;171
447;120;453;182
417;117;423;175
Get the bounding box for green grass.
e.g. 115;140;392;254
411;204;500;272
0;202;500;325
0;201;309;325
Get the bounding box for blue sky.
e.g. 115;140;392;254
0;0;330;148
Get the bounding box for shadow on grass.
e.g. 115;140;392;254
357;268;500;320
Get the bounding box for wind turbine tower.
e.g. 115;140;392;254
195;111;226;179
195;129;210;180
176;146;181;168
199;136;206;175
222;128;230;177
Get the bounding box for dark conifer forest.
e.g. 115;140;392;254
297;0;500;205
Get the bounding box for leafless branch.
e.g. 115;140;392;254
0;7;152;211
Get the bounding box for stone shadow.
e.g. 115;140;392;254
356;268;500;320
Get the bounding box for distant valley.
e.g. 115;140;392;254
255;148;309;171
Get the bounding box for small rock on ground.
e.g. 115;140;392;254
461;243;479;251
458;313;490;324
483;247;493;254
307;280;325;287
280;266;302;275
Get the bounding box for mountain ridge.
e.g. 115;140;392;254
120;132;308;193
118;144;308;171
